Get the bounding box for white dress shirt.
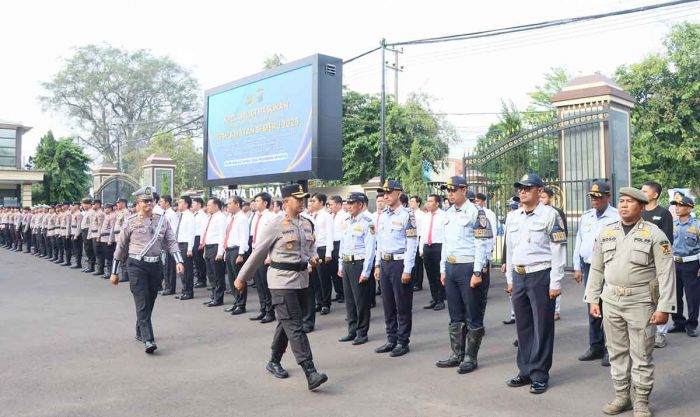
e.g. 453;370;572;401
418;209;446;248
311;209;334;257
220;210;250;257
482;207;498;261
412;209;426;239
164;207;178;228
201;210;227;247
250;209;274;249
333;209;350;242
175;210;196;252
194;209;208;237
153;205;165;215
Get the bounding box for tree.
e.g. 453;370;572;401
615;23;700;189
340;89;454;186
31;131;91;204
263;53;287;69
123;132;203;196
40;44;201;168
523;67;572;127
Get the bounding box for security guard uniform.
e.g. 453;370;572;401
436;176;492;373
584;187;676;416
374;180;417;357
235;184;328;391
669;196;700;336
573;180;619;361
338;192;376;344
505;173;567;390
112;186;183;354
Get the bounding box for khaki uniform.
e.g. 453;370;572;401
584;219;676;401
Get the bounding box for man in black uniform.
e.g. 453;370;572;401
235;184;328;391
110;186;184;354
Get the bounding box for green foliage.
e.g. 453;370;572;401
40;44;201;164
615;23;700;189
31;131;91;204
123;132;203;196
341;89;454;187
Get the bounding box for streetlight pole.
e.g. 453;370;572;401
380;38;387;184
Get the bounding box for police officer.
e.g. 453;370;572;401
505;173;566;394
61;203;73;266
90;200;106;276
435;176;492;374
111;199;129;280
70;203;84;269
234;184;328;391
337;192;376;345
584;187;676;417
80;198;96;273
573;179;619;365
668;195;700;338
374;180;418;357
100;203;116;279
110;186;184;354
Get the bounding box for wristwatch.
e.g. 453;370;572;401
473;271;482;277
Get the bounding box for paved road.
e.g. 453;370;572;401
1;249;698;417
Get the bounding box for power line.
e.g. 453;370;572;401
343;46;382;65
389;0;699;47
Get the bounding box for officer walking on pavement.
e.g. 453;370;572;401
573;179;619;366
435;176;492;374
505;173;567;394
374;180;418;357
668;195;700;338
584;187;676;417
110;186;184;354
234;184;328;391
337;192;376;346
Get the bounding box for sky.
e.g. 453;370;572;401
2;0;699;166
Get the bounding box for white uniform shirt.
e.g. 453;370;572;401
220;210;250;257
194;209;208;237
418;209;446;248
200;210;227;247
174;210;196;252
311;209;334;257
250;209;274;249
332;209;349;242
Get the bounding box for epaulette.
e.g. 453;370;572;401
603;218;619;226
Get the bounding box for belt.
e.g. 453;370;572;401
270;261;308;272
513;262;551;275
100;233;110;237
447;255;475;264
381;252;405;261
225;246;240;251
342;255;365;262
605;284;649;297
129;255;161;263
114;230;120;235
674;254;700;263
582;256;592;264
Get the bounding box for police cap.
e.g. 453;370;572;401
281;184;310;199
619;187;649;204
588;179;611;197
514;173;544;188
440;176;467;191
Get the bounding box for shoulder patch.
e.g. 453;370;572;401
549;214;567;244
473;210;493;239
659;240;672;257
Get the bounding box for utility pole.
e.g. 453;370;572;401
380;38;386;184
386;47;403;102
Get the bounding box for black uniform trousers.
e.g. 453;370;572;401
204;244;226;304
56;235;65;259
177;242;194;295
224;247;246;307
303;268;320;329
47;235;54;258
411;247;424;289
64;235;73;261
512;268;556;384
270;288;313;364
103;242;115;274
193;236;207;285
380;259;413;345
445;262;488;330
342;261;372;337
82;230;95;264
162;252;177;293
255;264;273;314
330;241;344;300
128;259;162;342
422;243;445;303
39;232;47;255
674;260;700;330
582;260;605;350
92;238;105;270
315;247;332;308
73;234;83;265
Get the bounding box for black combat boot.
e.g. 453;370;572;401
266;352;289;379
300;360;328;390
458;327;485;374
436;322;466;368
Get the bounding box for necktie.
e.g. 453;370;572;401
253;212;263;245
427;212;435;245
223;214;236;248
202;215;212;245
